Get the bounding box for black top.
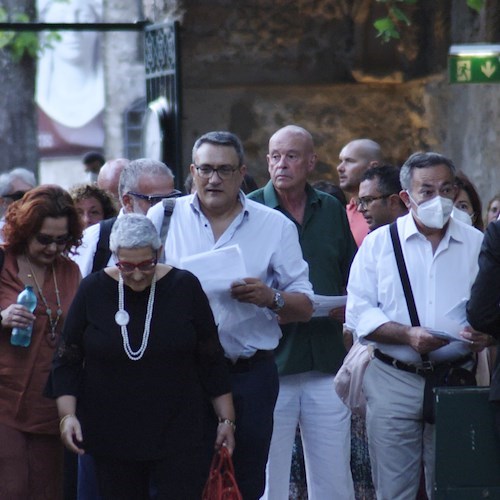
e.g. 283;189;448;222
467;220;500;401
46;267;230;459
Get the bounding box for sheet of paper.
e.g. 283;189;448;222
426;328;473;344
444;298;469;326
180;244;247;294
179;245;260;326
312;294;347;318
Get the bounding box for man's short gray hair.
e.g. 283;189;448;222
400;152;456;191
192;131;245;167
109;214;161;253
118;158;174;205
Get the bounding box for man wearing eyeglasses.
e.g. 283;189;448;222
73;158;178;279
248;125;357;500
357;164;408;232
148;130;314;500
346;152;491;499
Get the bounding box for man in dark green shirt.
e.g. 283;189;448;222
248;125;357;499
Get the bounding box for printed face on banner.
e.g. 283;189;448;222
36;0;105;157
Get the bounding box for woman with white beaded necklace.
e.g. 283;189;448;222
46;214;235;499
0;185;82;499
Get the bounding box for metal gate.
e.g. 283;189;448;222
144;21;183;189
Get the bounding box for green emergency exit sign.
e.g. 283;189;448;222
449;44;500;84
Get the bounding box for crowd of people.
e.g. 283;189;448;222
0;127;499;500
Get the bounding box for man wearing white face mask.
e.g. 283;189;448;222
345;152;492;500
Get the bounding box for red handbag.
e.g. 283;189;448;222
202;446;243;500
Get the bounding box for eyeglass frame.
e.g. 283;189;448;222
194;164;239;180
4;190;27;201
126;190;182;207
356;194;391;210
35;233;70;246
115;257;158;273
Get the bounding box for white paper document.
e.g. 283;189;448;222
426;329;473;344
180;244;247;292
312;294;347;318
444;298;469;327
179;244;260;326
425;298;472;344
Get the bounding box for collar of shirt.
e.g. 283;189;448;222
261;181;321;211
401;211;467;249
190;190;248;216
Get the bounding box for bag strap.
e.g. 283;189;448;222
389;222;432;364
159;198;176;244
389;222;420;327
91;217;117;273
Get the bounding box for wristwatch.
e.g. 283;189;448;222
270;289;285;312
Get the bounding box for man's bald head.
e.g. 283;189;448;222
337;139;382;199
97;158;129;206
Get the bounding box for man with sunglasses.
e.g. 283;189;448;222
73;158;178;278
0;167;37;244
148;131;314;500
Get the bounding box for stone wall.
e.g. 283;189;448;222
182;75;448;187
130;0;500;209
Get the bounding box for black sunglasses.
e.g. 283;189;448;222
127;190;183;206
5;191;27;201
35;233;70;246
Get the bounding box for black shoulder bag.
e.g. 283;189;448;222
389;222;476;424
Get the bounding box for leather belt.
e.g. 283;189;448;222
373;349;473;377
226;350;274;373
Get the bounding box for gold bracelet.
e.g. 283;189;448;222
59;414;76;433
218;417;236;430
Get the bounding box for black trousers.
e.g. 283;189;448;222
93;449;205;500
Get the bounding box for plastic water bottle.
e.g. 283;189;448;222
10;285;37;348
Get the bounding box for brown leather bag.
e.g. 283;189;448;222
202;446;242;500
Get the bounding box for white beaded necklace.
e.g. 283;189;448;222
116;272;157;361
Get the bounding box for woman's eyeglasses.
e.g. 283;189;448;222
116;258;158;273
35;233;70;246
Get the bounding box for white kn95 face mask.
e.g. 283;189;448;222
408;193;454;229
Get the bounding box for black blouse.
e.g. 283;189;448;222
46;267;230;460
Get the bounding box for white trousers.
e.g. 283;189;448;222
261;371;354;500
363;358;435;500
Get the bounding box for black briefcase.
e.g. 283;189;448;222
434;387;500;499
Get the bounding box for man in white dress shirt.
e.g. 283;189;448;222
148;131;313;499
346;152;490;499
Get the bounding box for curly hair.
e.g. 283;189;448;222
3;185;83;255
69;183;117;220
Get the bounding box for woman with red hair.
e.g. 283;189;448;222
0;185;82;499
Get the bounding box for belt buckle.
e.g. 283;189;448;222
416;360;434;375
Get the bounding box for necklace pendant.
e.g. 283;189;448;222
46;308;52;316
115;309;130;327
56;308;63;316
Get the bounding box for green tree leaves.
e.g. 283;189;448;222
374;0;485;42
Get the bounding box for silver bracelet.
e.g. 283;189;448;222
218;417;236;430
